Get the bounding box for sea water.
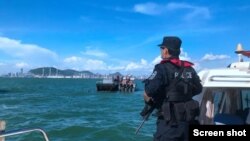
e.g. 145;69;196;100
0;78;155;141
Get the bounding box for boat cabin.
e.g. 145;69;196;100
96;75;136;92
96;77;119;92
197;45;250;125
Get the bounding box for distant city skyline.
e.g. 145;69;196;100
1;0;250;76
2;66;147;79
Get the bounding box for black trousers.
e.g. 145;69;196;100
153;119;189;141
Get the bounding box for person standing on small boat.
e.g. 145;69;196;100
140;36;202;141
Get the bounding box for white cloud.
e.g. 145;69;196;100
185;7;210;21
166;2;193;10
179;48;191;61
85;59;107;70
0;37;155;75
0;36;58;65
63;55;153;75
201;53;230;61
141;59;147;65
124;59;151;71
0;36;209;76
149;48;201;71
81;47;108;58
133;2;162;15
0;62;30;74
125;62;140;70
166;2;210;20
64;56;82;63
107;66;125;70
63;56;108;70
151;48;191;64
0;36;201;75
15;62;29;68
0;36;61;75
0;62;5;66
108;59;150;71
133;2;210;20
0;37;57;58
0;36;155;75
152;56;161;65
180;48;202;70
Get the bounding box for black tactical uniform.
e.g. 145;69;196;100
143;36;202;141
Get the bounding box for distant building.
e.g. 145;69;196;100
20;68;23;74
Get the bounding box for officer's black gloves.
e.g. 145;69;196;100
140;99;155;118
145;98;154;106
140;104;150;117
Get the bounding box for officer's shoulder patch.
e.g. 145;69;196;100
148;71;157;80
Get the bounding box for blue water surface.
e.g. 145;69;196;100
0;78;156;141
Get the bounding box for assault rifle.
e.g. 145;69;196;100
135;103;156;135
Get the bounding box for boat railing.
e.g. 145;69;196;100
0;128;49;141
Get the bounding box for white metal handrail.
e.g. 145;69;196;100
0;128;49;141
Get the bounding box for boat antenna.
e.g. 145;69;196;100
238;54;243;62
235;43;244;62
235;43;250;62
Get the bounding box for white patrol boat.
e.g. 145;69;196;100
197;43;250;125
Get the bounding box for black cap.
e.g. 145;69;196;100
158;36;182;51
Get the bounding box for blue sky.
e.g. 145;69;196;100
0;0;250;76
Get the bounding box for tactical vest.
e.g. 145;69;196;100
163;61;194;102
160;59;200;123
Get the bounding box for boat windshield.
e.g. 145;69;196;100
199;88;250;125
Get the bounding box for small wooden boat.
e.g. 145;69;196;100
119;77;136;92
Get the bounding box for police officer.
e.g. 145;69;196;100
142;36;202;141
